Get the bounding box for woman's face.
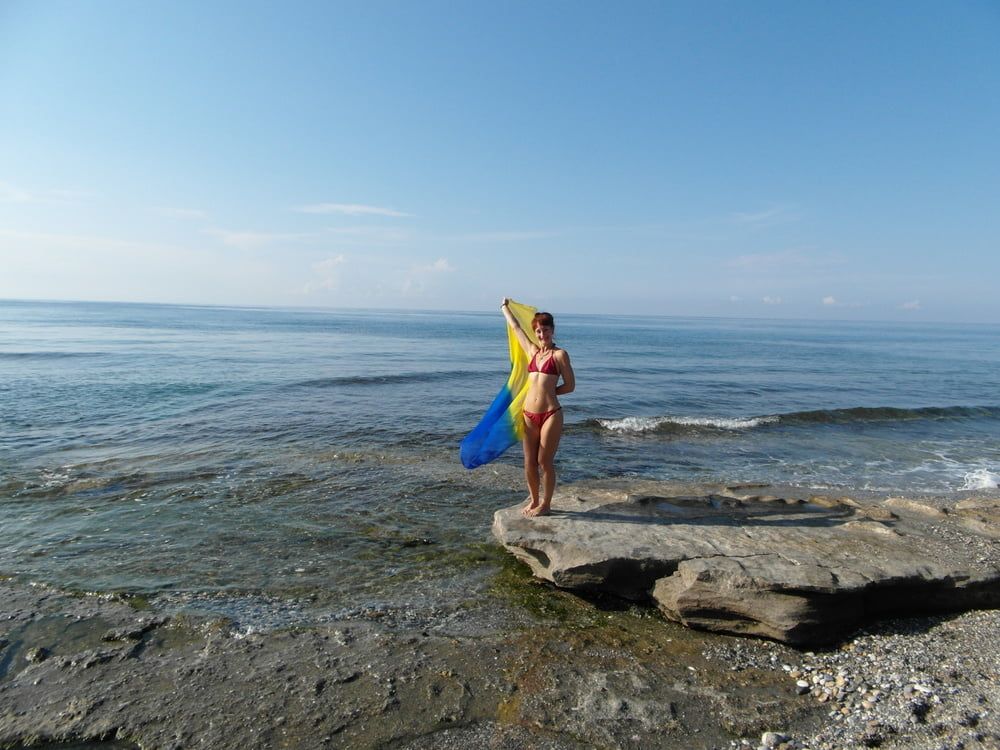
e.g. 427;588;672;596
534;323;554;345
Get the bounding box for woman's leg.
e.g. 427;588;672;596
522;417;541;512
526;410;563;516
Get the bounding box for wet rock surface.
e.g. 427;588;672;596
2;483;998;750
493;481;1000;644
1;575;996;750
0;578;820;750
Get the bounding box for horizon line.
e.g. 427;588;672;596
1;296;995;328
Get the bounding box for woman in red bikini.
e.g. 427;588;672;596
501;298;575;517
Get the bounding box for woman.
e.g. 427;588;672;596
501;298;575;516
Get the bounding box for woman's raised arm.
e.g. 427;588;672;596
501;298;537;356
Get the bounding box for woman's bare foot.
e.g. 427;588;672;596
522;496;540;516
524;503;550;517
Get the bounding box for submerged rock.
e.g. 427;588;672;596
492;483;1000;645
24;646;50;663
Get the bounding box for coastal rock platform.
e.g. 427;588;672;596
493;481;1000;645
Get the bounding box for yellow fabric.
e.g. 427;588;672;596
504;300;540;442
459;299;540;468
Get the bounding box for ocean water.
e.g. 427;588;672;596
2;300;999;626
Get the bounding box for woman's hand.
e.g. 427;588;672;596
500;297;510;310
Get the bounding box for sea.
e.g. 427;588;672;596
2;299;999;629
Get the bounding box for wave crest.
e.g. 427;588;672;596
593;404;1000;436
596;415;778;434
288;370;490;390
782;405;1000;425
0;351;106;359
961;469;1000;491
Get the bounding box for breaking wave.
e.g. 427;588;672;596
594;415;778;434
961;469;1000;491
593;405;1000;435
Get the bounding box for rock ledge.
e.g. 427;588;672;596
492;482;1000;644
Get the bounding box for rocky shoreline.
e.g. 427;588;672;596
2;584;996;749
2;483;998;749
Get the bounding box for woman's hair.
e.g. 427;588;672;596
532;312;555;329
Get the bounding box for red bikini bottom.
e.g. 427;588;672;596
523;407;562;428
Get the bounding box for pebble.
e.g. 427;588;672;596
705;607;1000;750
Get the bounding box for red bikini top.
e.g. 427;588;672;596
528;349;559;375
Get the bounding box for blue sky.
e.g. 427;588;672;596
1;1;998;321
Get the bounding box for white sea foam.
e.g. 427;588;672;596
40;469;71;489
598;415;778;433
596;416;668;433
674;415;780;430
960;468;1000;491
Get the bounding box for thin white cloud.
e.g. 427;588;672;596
0;181;34;202
0;227;312;306
401;257;456;295
315;255;346;273
0;180;95;205
821;295;866;309
304;254;347;294
0;229;181;254
445;230;558;243
729;295;742;303
295;203;412;218
325;226;412;243
729;250;795;270
727;248;842;271
204;229;316;249
156;206;208;220
47;189;97;202
422;257;454;273
208;225;413;251
900;300;921;311
731;205;797;226
762;296;782;305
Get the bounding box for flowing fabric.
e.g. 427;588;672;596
460;300;539;469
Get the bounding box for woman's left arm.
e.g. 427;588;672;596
555;351;575;395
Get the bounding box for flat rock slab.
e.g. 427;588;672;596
493;482;1000;645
